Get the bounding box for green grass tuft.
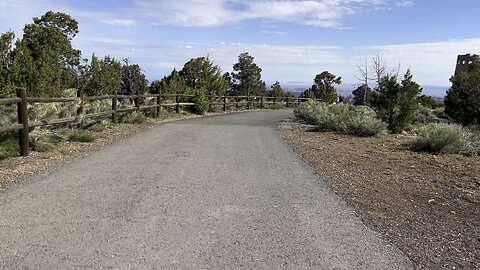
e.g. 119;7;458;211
0;134;19;159
34;140;56;152
69;130;95;142
118;111;147;124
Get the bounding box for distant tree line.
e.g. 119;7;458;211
299;58;422;133
0;11;148;98
299;52;480;132
1;11;477;129
0;11;294;101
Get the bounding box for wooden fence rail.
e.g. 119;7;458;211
0;88;319;156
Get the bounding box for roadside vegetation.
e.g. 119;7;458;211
294;101;385;136
295;54;480;157
0;9;478;270
0;11;295;160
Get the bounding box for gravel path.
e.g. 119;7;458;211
0;110;412;269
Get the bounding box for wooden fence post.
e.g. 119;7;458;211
273;97;276;105
247;94;250;110
286;97;289;108
297;97;300;106
235;97;239;109
76;90;84;129
223;96;227;111
175;91;180;114
260;96;264;109
136;90;140;111
156;93;161;117
112;94;117;123
16;88;29;157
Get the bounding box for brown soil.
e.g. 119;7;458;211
277;119;480;270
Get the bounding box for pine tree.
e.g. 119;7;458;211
231;52;266;96
269;81;283;97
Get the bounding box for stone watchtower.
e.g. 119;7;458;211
455;54;480;75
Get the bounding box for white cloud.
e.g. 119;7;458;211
75;37;134;47
98;19;136;27
261;30;289;36
396;0;415;7
133;0;415;28
76;38;350;83
135;0;235;27
0;0;415;31
357;39;480;85
0;0;52;34
76;37;479;86
2;0;470;87
0;0;137;35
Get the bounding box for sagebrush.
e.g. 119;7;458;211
411;124;463;153
411;123;480;155
294;100;385;136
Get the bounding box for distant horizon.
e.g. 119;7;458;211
146;78;450;98
1;0;479;87
280;82;449;98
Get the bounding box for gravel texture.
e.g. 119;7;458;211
0;110;411;269
277;119;480;270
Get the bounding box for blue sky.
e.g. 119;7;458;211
1;0;480;89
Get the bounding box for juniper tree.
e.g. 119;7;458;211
352;84;373;105
179;57;228;96
303;71;341;104
444;62;480;125
371;69;422;133
21;11;81;96
0;31;15;97
84;54;122;96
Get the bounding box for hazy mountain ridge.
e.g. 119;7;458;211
279;82;448;99
147;78;449;99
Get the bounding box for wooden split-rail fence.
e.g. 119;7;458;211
0;88;317;156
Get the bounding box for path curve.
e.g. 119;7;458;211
0;110;412;269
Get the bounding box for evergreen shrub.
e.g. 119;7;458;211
294;100;385;136
194;89;209;115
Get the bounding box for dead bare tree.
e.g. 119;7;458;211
371;52;387;87
355;58;369;104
